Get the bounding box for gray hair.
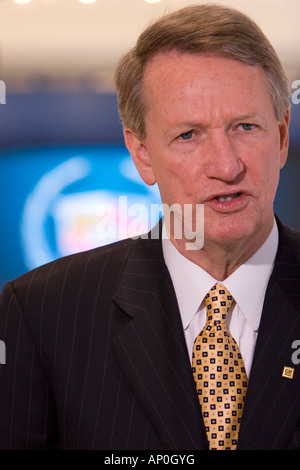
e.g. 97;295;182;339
115;3;290;140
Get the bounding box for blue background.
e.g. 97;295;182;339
0;91;299;289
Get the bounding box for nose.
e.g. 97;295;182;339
205;130;244;182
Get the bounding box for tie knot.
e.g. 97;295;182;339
204;284;234;324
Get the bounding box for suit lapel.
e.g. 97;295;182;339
238;220;300;449
111;238;209;450
110;219;300;450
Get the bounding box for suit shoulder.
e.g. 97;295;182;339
277;219;300;266
12;238;133;286
7;235;161;302
278;220;300;250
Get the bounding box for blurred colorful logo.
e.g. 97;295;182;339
21;152;161;270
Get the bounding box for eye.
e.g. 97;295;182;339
178;130;194;140
239;123;256;131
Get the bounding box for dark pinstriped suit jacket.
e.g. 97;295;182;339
1;217;300;450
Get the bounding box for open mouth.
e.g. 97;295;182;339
214;193;241;202
206;191;249;213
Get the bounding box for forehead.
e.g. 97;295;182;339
144;50;267;87
142;51;273;117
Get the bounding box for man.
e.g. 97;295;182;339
0;4;299;450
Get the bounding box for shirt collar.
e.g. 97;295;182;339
223;221;278;331
162;219;278;332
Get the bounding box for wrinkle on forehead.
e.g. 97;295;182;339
142;51;275;131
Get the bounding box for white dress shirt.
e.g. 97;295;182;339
162;220;278;378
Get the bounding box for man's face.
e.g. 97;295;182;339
125;52;289;251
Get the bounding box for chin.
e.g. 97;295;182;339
205;215;262;247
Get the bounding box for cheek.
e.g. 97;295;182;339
250;145;282;201
149;149;200;197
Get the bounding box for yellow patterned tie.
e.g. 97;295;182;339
192;284;248;450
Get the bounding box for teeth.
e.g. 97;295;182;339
216;193;239;202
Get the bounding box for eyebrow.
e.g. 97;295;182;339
230;113;261;122
168;113;262;130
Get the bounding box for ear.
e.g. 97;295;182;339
279;109;290;169
123;129;157;186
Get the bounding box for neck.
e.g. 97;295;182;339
169;223;274;281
